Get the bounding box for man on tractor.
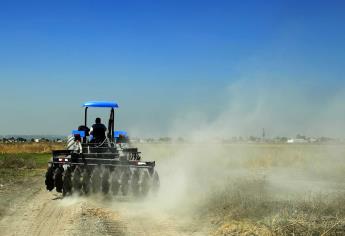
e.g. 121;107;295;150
90;117;107;143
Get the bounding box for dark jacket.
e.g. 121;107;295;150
91;123;107;142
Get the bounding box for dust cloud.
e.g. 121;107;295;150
170;78;345;139
137;78;345;224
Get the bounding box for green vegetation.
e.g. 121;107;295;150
0;151;50;200
0;153;51;169
0;149;50;219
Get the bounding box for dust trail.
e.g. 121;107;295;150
157;75;345;203
134;141;345;235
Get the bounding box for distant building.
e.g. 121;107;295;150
287;138;308;144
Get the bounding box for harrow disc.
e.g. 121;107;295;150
91;167;101;193
120;168;130;196
131;169;140;197
63;167;72;196
111;168;120;195
141;171;150;196
45;167;54;191
54;168;63;193
72;166;82;192
82;168;90;195
101;168;110;194
152;170;160;194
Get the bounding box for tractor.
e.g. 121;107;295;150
45;101;160;197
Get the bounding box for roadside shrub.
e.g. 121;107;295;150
25;159;37;169
0;156;25;168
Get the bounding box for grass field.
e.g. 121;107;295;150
0;143;58;217
0;142;63;175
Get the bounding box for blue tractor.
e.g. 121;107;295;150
45;101;160;197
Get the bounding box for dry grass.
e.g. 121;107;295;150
201;176;345;235
0;143;64;154
140;143;345;236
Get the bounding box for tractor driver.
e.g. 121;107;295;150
90;117;107;143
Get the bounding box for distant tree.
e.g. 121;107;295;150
280;137;288;142
159;137;171;143
17;137;27;142
249;136;258;142
296;134;306;139
177;137;185;143
319;137;333;143
146;138;154;143
275;136;288;143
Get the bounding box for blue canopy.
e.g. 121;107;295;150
82;101;119;108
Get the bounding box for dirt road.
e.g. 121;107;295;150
0;175;210;236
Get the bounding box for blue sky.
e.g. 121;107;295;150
0;0;344;137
